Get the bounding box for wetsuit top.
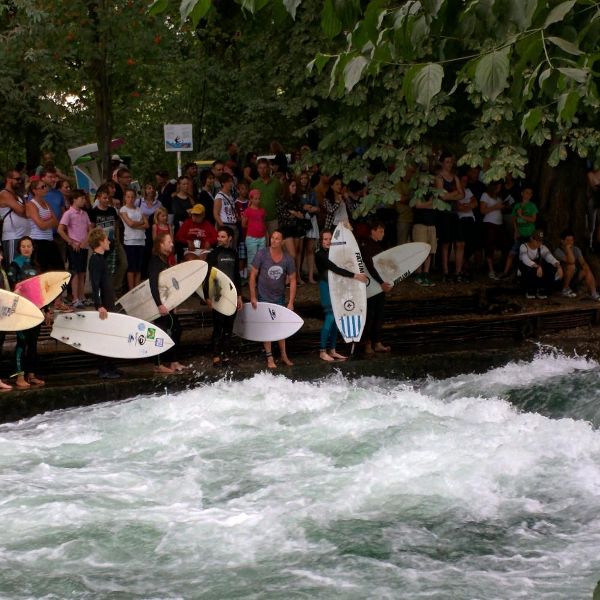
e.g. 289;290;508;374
359;237;384;285
89;252;115;311
315;248;354;283
8;254;39;287
148;254;169;308
205;245;241;298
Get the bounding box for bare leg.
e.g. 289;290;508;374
454;242;465;275
264;341;276;368
278;339;293;365
306;239;317;283
319;350;335;362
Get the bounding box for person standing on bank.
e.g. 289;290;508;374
148;232;186;374
249;230;296;369
360;221;393;355
205;226;242;367
0;169;29;266
316;229;368;362
87;227;121;379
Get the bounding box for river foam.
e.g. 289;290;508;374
1;351;599;598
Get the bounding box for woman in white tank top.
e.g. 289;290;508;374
25;180;63;271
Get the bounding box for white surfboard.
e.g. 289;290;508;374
0;289;44;332
328;224;367;342
197;267;238;316
366;242;431;298
233;302;303;342
50;311;174;359
117;261;208;322
15;271;71;308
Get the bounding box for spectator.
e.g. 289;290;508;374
519;230;562;300
213;173;238;248
554;230;600;300
0;169;29;265
480;180;506;280
243;189;267;271
175;204;217;259
298;171;319;284
198;169;216;225
120;188;148;290
411;192;436;287
250;158;282;237
155;170;176;215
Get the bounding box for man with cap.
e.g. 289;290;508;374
175;203;218;259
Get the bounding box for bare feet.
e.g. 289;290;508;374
0;379;12;391
320;351;335;362
280;356;294;366
266;357;277;369
15;376;30;388
308;278;318;285
364;344;375;356
171;362;186;372
374;343;391;353
28;375;45;386
154;364;175;374
328;350;347;361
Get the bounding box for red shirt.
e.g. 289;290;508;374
244;206;266;238
175;218;217;249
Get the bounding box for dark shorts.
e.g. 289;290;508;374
34;239;65;271
67;247;89;274
436;211;462;243
124;244;144;273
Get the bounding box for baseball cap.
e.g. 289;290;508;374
190;204;206;215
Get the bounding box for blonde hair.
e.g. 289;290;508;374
87;227;107;250
154;206;168;223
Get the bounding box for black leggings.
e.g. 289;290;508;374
16;324;41;375
365;292;386;344
211;310;236;358
519;261;558;295
154;313;181;364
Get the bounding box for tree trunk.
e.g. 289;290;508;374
88;0;112;181
527;144;588;250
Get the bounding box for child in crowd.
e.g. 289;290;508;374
8;236;50;388
120;188;148;290
87;227;121;379
152;206;176;265
58;189;92;308
242;189;266;270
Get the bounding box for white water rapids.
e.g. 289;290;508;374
1;350;599;598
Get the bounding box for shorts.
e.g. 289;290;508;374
436;211;461;243
124;244;145;273
412;224;437;254
34;239;65;271
67;247;89;274
258;293;285;306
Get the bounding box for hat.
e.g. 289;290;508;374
111;154;123;162
249;189;261;200
531;230;544;241
190;204;205;216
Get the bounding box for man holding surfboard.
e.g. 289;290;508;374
249;230;296;369
360;222;393;355
205;226;242;367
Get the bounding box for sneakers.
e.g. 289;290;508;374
71;299;85;309
488;271;499;280
536;292;548;299
525;292;536;299
415;274;435;287
561;288;577;298
591;292;600;301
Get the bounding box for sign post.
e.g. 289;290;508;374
163;124;193;176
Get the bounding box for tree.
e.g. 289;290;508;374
163;0;600;242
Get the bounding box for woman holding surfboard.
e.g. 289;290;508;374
148;232;186;374
8;236;51;388
249;230;296;369
316;230;368;362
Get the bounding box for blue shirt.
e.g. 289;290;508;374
45;189;65;231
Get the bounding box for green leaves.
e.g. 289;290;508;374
543;0;576;28
412;63;444;110
546;36;582;56
180;0;211;27
282;0;302;20
343;55;368;91
521;107;543;137
148;0;169;15
475;47;510;101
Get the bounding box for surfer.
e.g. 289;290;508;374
249;230;296;369
8;236;51;387
316;230;368;362
205;226;243;367
360;222;393;355
148;232;186;374
88;227;122;379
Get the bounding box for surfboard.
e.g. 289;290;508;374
197;267;238;316
328;223;367;343
50;311;174;359
366;242;431;298
117;261;207;322
0;289;44;332
15;271;71;308
233;302;303;342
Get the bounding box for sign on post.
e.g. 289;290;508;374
164;124;193;177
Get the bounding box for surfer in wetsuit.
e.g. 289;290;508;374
0;247;13;390
315;229;368;362
8;236;52;388
88;227;121;379
148;232;186;374
360;221;393;355
204;226;242;367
